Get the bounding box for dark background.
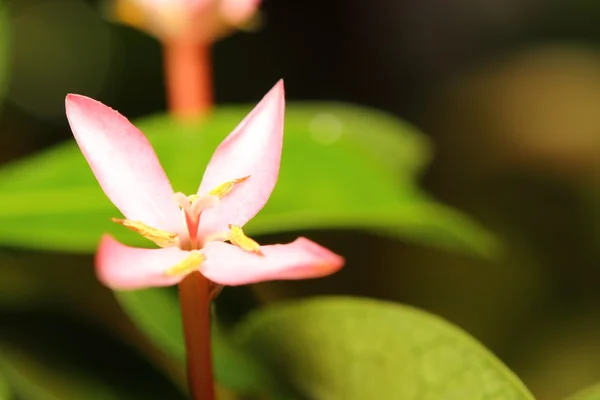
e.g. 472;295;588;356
2;0;600;399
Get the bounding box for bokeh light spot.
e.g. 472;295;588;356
8;1;113;119
309;113;343;145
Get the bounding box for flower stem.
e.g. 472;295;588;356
178;271;215;400
163;39;213;120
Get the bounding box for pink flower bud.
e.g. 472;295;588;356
113;0;261;43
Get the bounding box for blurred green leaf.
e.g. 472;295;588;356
0;103;498;256
1;347;116;400
0;367;10;400
0;311;184;400
114;289;183;362
0;0;8;104
234;296;534;400
565;383;600;400
115;289;295;398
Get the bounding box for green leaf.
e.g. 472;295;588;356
0;103;498;256
234;296;535;400
565;383;600;400
115;289;294;398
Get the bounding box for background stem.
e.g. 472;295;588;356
163;39;213;120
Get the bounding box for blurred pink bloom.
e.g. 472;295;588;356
65;81;344;291
114;0;261;42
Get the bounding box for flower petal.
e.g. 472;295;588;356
200;237;344;286
96;235;195;290
65;94;182;233
220;0;261;25
197;80;285;235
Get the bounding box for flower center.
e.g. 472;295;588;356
110;176;259;251
110;176;263;281
172;175;250;250
172;192;218;250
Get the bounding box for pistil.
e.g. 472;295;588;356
173;192;219;249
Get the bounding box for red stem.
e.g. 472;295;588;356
178;272;215;400
163;39;213;119
164;32;215;399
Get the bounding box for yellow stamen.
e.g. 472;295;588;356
209;176;250;199
164;251;206;277
228;224;262;255
112;218;178;247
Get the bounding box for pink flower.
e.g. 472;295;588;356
114;0;261;42
65;81;344;291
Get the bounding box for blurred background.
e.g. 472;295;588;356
1;0;600;399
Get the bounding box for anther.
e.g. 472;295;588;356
209;176;250;199
227;224;263;255
112;218;178;248
164;251;206;276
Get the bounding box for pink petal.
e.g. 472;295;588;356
132;0;211;14
96;235;194;290
197;80;285;235
200;237;344;286
65;95;182;233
